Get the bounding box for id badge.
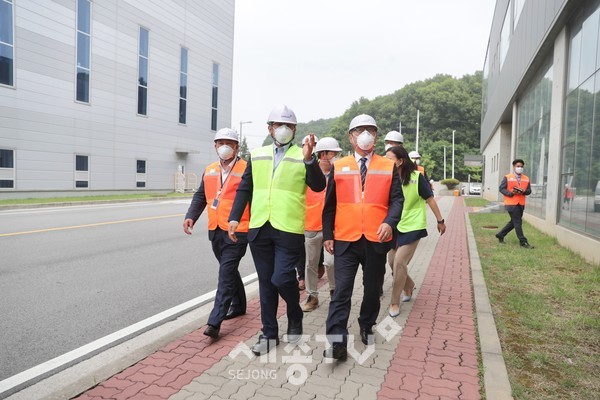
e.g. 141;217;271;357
211;198;219;210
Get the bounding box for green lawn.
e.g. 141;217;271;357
0;192;192;206
469;212;600;399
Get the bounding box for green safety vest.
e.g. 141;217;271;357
397;171;427;233
250;145;307;234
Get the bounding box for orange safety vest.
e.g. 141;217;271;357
203;158;250;232
305;178;327;231
333;154;394;242
504;173;529;206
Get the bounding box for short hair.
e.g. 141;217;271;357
512;159;525;166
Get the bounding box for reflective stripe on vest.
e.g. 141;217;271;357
203;159;250;232
504;173;529;206
333;154;394;242
397;170;426;233
250;145;307;234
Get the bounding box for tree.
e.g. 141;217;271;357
238;136;250;160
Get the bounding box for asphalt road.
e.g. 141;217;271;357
0;199;256;381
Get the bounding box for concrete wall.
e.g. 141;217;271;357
0;0;234;197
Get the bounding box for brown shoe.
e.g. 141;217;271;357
301;295;319;312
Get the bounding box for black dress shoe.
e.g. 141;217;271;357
251;335;279;356
203;324;219;339
360;327;374;345
224;306;245;320
520;242;534;249
495;234;505;244
323;343;347;361
286;319;303;343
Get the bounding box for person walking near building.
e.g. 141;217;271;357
301;137;342;312
496;159;534;248
228;105;326;356
383;130;404;151
322;114;404;361
385;146;446;317
183;128;250;339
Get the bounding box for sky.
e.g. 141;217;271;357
230;0;497;148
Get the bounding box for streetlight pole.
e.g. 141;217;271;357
443;146;447;180
239;120;252;143
415;109;420;152
452;130;455;179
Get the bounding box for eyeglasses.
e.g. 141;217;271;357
351;126;377;135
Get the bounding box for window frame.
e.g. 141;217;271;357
75;0;91;103
0;0;15;88
179;47;188;124
74;154;90;189
137;26;149;116
211;62;219;131
0;148;15;189
136;159;146;188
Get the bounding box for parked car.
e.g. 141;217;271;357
469;183;482;195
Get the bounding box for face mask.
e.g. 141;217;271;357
515;167;524;174
329;156;339;164
273;125;294;145
356;131;375;151
217;145;234;160
414;159;421;165
385;144;393;151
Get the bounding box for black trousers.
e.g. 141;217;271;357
497;204;528;244
325;236;386;344
249;222;304;339
207;228;248;328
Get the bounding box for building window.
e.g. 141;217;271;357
560;5;600;239
75;154;89;188
76;0;91;102
136;159;146;188
211;62;219;131
137;27;149;115
515;60;553;219
0;148;14;188
179;47;188;124
499;2;512;69
0;0;14;86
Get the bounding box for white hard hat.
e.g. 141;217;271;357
214;127;239;142
301;134;318;145
384;130;404;143
315;137;342;153
267;105;297;125
408;151;421;159
348;114;377;132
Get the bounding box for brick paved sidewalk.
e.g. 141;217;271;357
73;196;482;400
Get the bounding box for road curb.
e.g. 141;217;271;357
0;196;194;211
1;275;258;400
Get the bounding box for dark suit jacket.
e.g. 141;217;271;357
322;162;404;255
229;146;326;242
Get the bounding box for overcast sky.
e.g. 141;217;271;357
230;0;497;148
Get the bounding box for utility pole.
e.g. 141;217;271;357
415;109;420;152
443;146;447;180
452;130;455;179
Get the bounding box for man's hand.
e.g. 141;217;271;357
377;223;393;242
324;239;334;255
183;219;194;235
303;133;316;161
228;221;239;243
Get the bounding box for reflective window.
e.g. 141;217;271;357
137;27;149;115
560;4;600;239
75;155;89;188
179;47;188;124
136;159;146;188
211;62;219;131
76;0;91;102
514;0;525;28
0;0;14;86
515;60;553;219
500;1;512;69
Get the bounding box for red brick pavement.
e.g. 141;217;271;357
72;284;314;400
378;197;481;400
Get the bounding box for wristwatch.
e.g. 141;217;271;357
437;219;445;224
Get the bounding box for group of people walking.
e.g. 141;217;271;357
183;104;531;360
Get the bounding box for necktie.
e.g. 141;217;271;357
360;157;367;191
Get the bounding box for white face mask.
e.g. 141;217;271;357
273;125;294;145
385;144;393;151
515;167;524;174
414;159;421;165
328;156;339;164
217;144;234;160
356;131;375;151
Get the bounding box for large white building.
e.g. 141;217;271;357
481;0;600;264
0;0;234;198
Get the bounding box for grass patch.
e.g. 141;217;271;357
0;192;192;206
469;212;599;400
464;198;491;207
